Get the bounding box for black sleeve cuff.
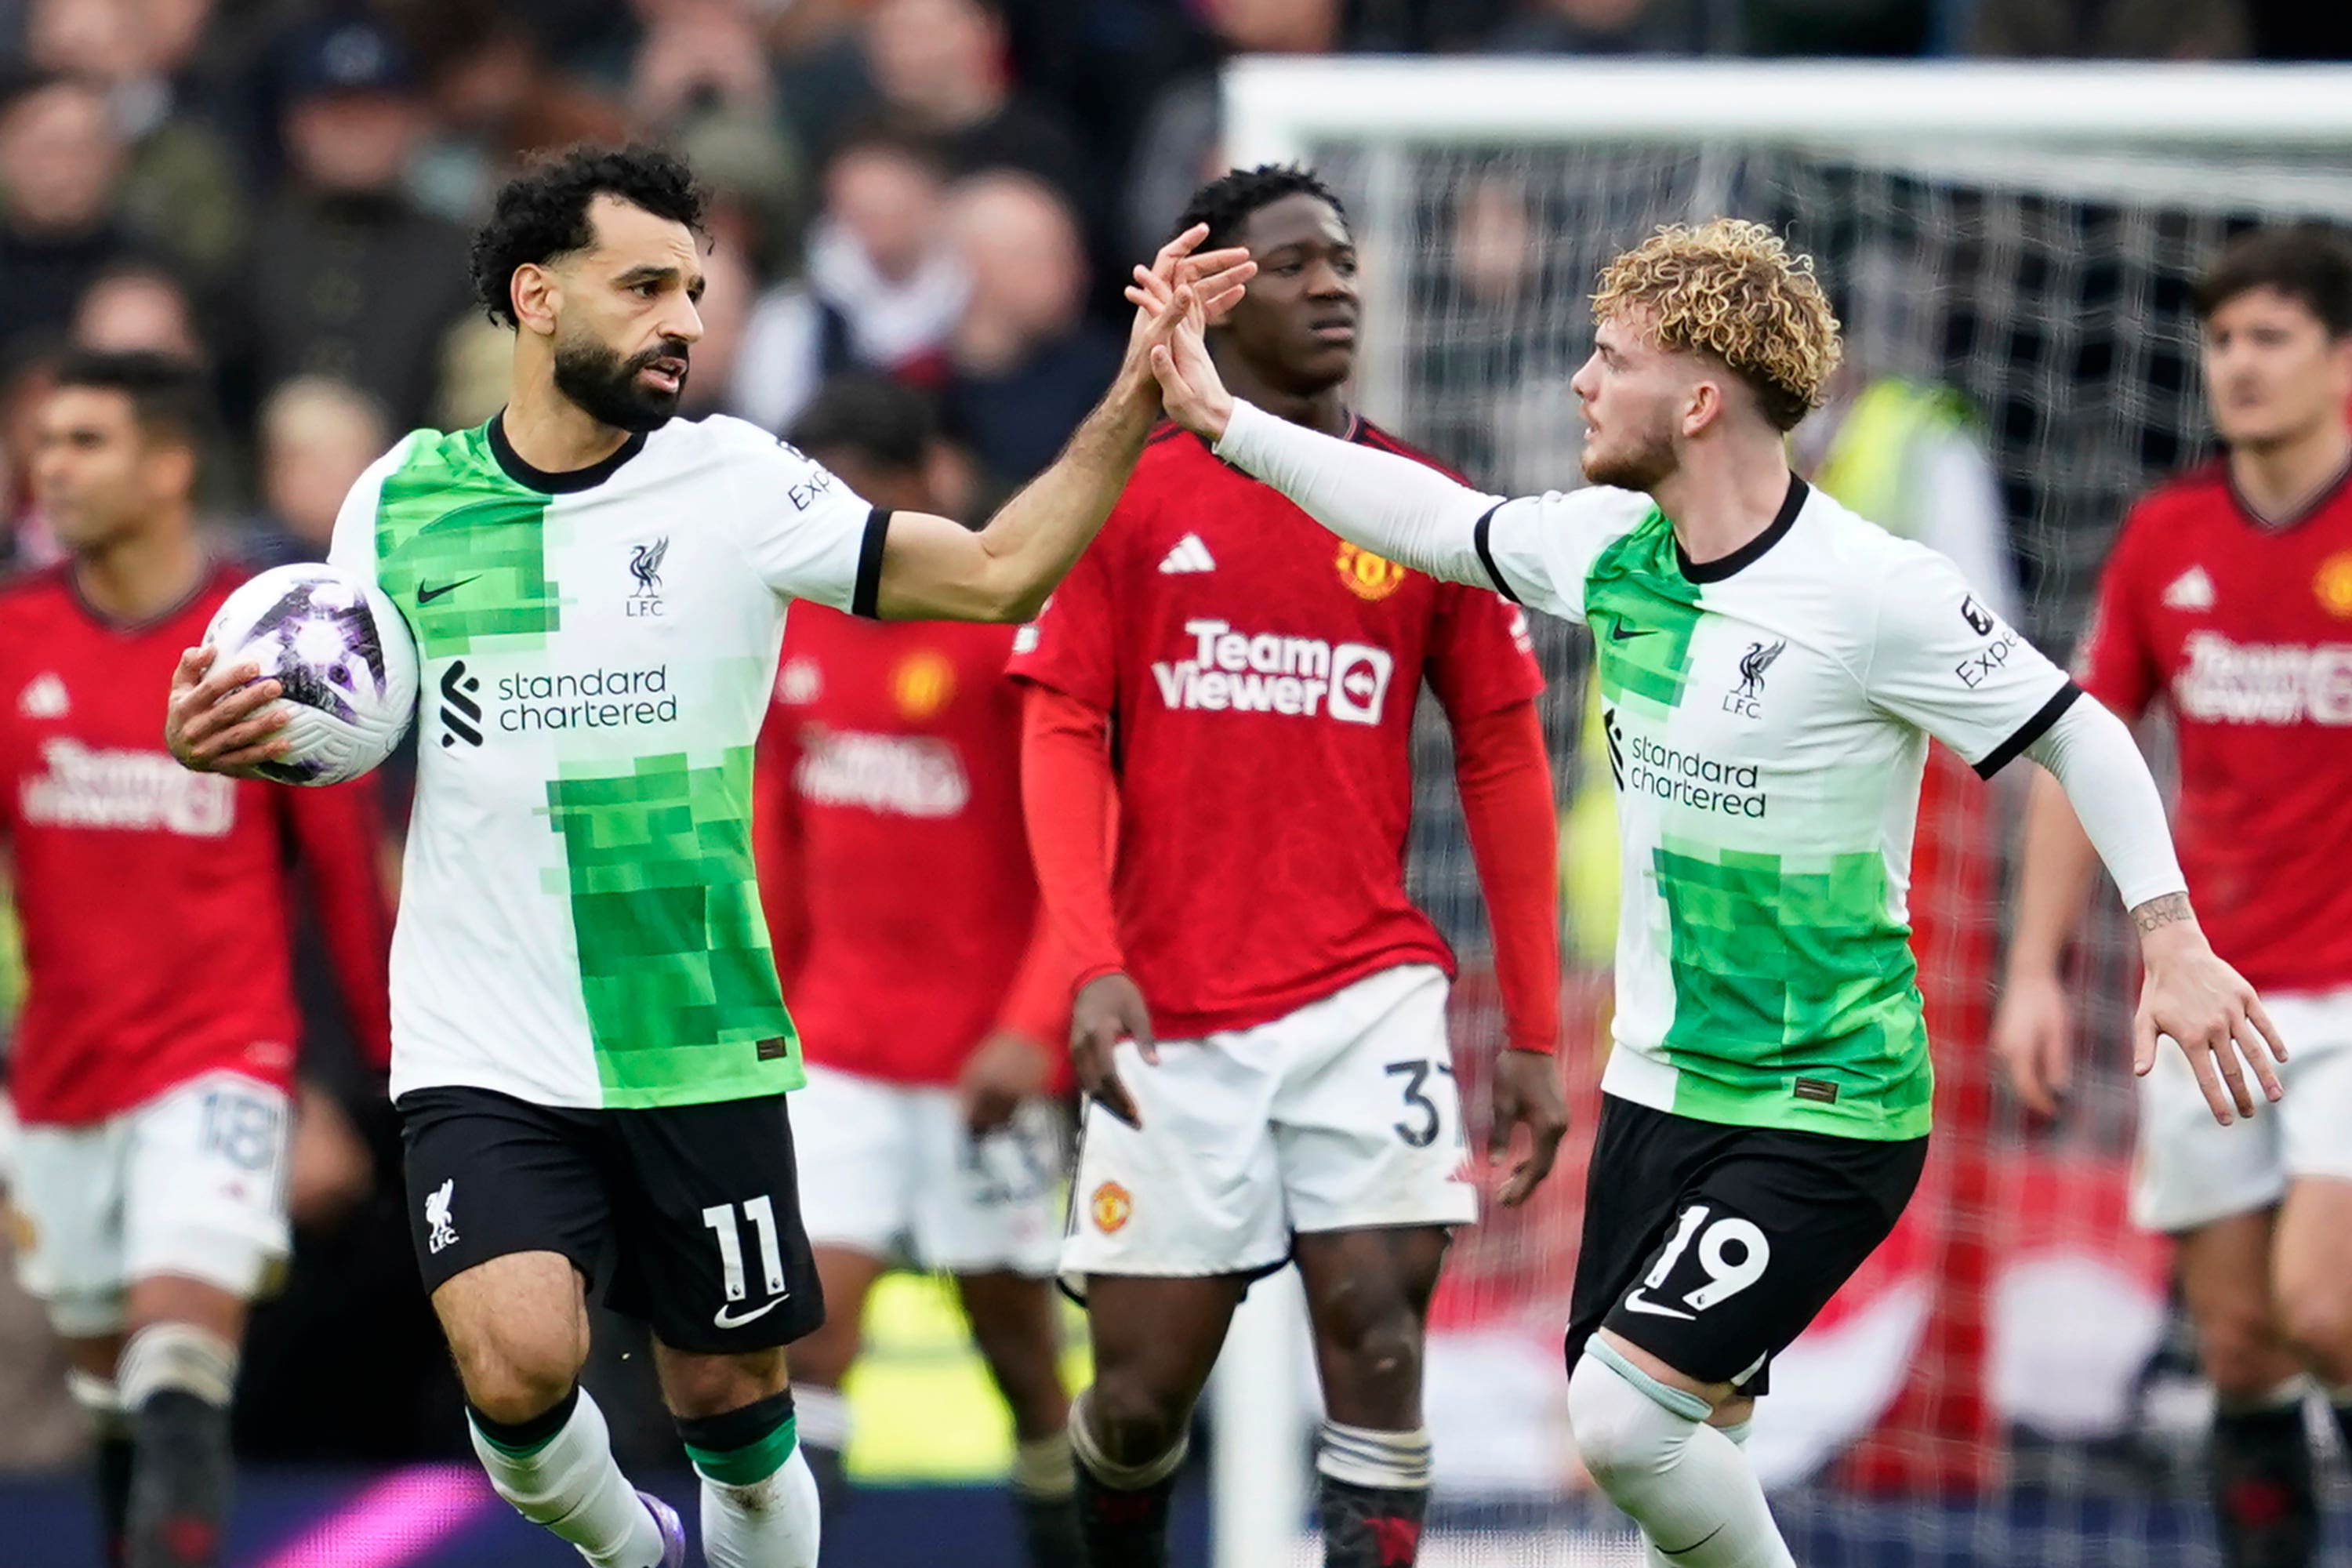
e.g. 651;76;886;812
1973;680;2083;779
1472;503;1519;603
850;506;892;619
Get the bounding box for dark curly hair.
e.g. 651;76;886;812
468;143;707;328
1171;164;1346;252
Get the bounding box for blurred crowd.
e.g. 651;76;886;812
0;0;2347;583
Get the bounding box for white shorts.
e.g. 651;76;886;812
2132;987;2352;1234
1062;963;1478;1286
793;1064;1066;1278
5;1072;291;1338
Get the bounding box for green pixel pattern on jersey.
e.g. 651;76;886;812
1586;506;1932;1140
542;743;800;1106
1650;838;1932;1138
1588;511;1700;710
373;427;561;656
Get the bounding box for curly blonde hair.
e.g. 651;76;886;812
1591;219;1843;432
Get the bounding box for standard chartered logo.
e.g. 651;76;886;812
495;666;677;732
1619;731;1769;818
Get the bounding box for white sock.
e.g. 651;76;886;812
1012;1428;1076;1502
1645;1417;1753;1566
1567;1346;1793;1568
696;1439;821;1568
468;1388;663;1568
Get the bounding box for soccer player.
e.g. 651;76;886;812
1993;227;2352;1568
753;375;1080;1566
1011;165;1570;1568
1139;216;2285;1568
162;143;1243;1568
1;350;392;1568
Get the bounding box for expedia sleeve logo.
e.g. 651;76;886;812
1149;619;1395;726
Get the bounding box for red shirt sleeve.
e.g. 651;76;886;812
2072;502;2161;722
1450;699;1562;1056
753;697;809;996
1425;581;1547;720
1005;512;1120;710
994;727;1080;1076
279;779;394;1073
1019;684;1126;997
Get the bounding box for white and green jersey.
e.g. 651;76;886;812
1476;476;2075;1141
328;414;885;1110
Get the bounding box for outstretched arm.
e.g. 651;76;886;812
871;230;1254;623
1146;336;1504;593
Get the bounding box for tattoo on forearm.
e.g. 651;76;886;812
2131;892;2196;934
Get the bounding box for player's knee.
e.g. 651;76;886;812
1331;1316;1424;1410
2276;1282;2352;1382
1565;1349;1700;1494
1315;1278;1425;1388
2197;1302;2296;1397
1081;1370;1190;1466
455;1336;581;1427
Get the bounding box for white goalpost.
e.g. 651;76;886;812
1207;56;2352;1568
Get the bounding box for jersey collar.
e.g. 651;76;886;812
488;409;648;494
2225;451;2352;533
68;557;222;636
1676;471;1809;584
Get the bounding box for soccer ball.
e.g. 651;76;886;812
204;563;419;786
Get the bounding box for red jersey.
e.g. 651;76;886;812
2074;460;2352;992
0;563;393;1125
757;608;1065;1086
1008;420;1545;1040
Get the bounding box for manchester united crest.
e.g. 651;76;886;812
1335;541;1407;601
892;650;956;720
2316;552;2352;619
1091;1181;1133;1233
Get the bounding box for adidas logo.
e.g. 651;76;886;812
18;673;68;719
2162;567;2215;611
1158;535;1216;575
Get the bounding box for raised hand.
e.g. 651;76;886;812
165;646;292;777
1069;972;1156;1129
1124;223;1254;362
1134;285;1236;443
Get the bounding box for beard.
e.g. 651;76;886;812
552;329;690;434
1581;419;1678;491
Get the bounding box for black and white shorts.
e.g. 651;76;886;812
1565;1094;1925;1395
399;1086;823;1354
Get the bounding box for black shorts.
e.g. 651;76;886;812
399;1086;824;1354
1565;1095;1925;1394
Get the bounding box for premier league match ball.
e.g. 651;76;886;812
204;563;420;786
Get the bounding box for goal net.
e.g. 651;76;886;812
1214;57;2352;1567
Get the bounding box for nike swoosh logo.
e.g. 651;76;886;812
713;1295;786;1330
417;575;481;604
1622;1287;1696;1321
1609;620;1655;642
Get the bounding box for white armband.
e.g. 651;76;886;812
2026;694;2187;912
